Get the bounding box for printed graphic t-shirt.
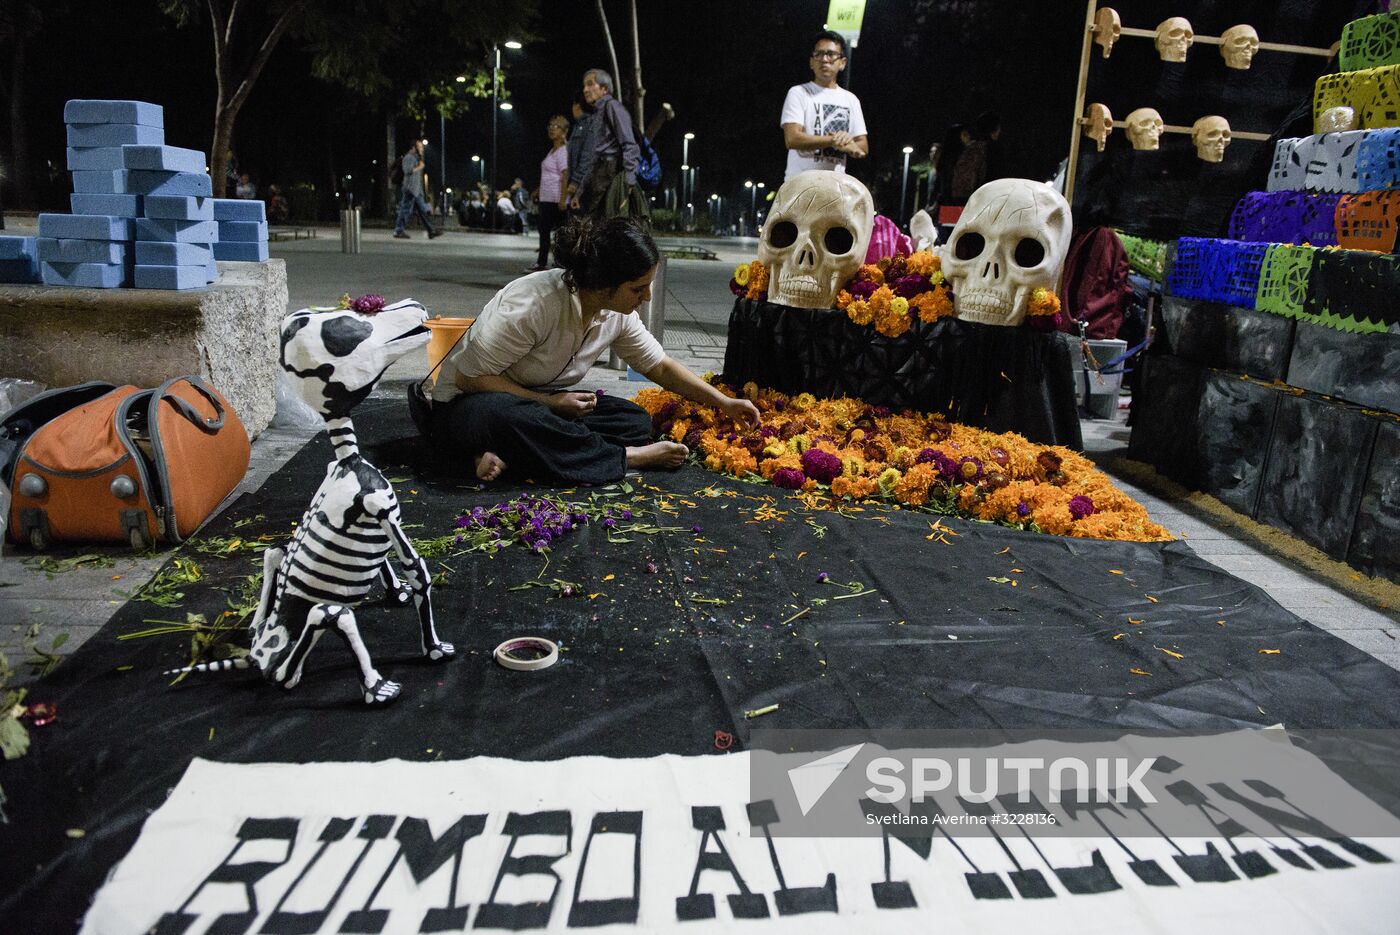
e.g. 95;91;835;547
780;82;868;180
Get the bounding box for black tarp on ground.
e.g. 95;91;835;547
721;299;1082;448
5;394;1400;929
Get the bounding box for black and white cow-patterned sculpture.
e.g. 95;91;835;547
171;300;453;705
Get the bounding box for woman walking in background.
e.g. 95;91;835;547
530;115;570;271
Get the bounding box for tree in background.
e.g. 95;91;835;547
0;1;63;207
309;0;534;216
160;0;534;200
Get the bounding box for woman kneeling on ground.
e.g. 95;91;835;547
430;216;760;483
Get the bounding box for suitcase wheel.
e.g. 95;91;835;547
129;526;151;551
30;526;50;551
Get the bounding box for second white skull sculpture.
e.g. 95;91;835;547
758;170;874;309
943;179;1072;328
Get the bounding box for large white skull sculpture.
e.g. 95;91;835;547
1094;7;1122;58
1193;115;1232;162
758;170;873;309
1126;108;1165;150
1221;24;1260;69
1155;17;1194;62
943;179;1072;328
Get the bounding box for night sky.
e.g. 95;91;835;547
6;0;1370;229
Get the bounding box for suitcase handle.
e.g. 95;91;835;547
163;378;226;433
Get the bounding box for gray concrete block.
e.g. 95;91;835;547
0;259;287;437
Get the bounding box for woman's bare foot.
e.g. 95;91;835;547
626;441;689;470
475;451;506;481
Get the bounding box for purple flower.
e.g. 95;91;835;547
645;561;659;574
691;524;703;534
759;425;778;438
892;274;928;298
957;456;984;483
1016;502;1032;519
595;389;606;397
621;509;633;521
772;467;806;489
817;572;830;583
604;518;617;529
915;447;939;464
454;515;473;529
1069;495;1097;520
850;279;879;300
350;294;386;315
799;448;842;484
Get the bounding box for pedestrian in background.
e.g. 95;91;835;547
780;30;868;180
394;140;442;239
530;114;570;271
567;68;645;225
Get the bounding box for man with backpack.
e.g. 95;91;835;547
567;68;649;226
394;140;442;240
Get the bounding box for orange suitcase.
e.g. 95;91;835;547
7;377;250;549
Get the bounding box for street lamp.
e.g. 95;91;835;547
471;154;482;186
900;145;914;228
491;40;522;230
682;132;694;203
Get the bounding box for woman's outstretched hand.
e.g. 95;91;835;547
720;397;761;427
547;391;598;419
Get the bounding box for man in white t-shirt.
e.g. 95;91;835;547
780;30;869;180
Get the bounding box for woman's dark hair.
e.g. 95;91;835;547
554;216;659;291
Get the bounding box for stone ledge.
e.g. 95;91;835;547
0;259;287;438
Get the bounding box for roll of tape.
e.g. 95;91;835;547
493;637;559;671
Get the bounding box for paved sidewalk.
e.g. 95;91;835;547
3;226;1396;682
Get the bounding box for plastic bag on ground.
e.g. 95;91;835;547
271;371;324;430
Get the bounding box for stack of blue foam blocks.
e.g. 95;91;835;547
0;236;41;283
212;199;269;262
127;143;220;290
37;100;168;287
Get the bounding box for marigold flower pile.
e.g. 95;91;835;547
833;251;954;337
635;383;1171;542
730;250;1068;334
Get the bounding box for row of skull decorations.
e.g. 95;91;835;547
1082;106;1233;161
1084;104;1365;160
1096;8;1263;69
756;171;1071;330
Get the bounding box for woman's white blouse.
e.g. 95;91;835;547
432;269;666;403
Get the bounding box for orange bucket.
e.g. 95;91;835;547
424;317;475;385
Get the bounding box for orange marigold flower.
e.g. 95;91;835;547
1028;287;1061;318
835;290;854;310
905;251;936;276
868;285;895;314
848;299;874;326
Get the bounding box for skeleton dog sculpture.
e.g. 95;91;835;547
167;299;453;704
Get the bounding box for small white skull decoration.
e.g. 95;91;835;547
1084;103;1113;152
943;179;1072;328
758;170;874;309
1318;106;1359;133
1094;7;1122;58
1192;115;1232;162
1126;107;1165;150
1221;24;1260;69
1155;16;1194;62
